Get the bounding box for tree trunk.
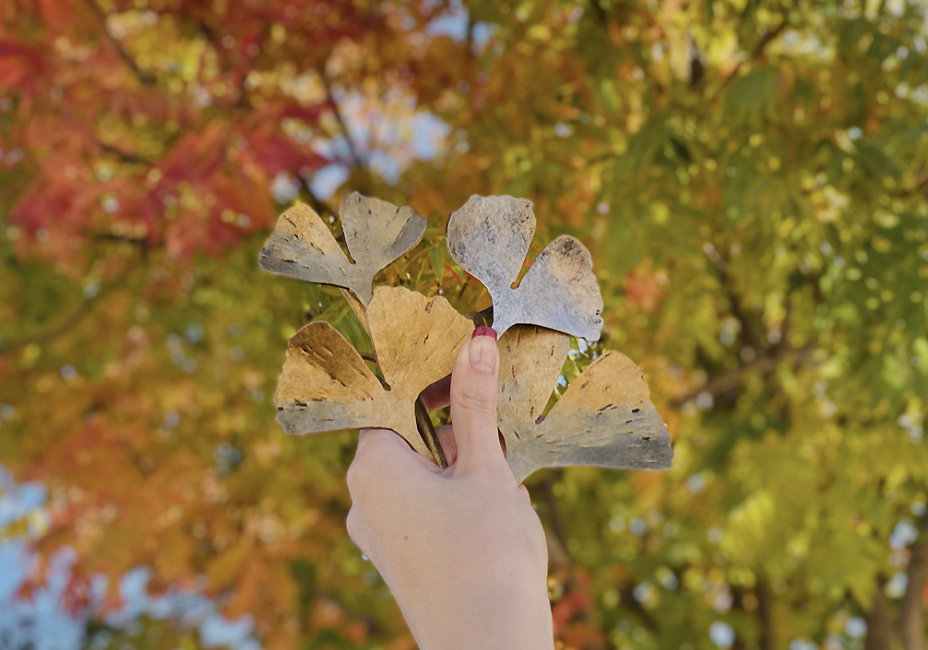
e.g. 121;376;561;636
757;581;774;650
864;576;893;650
900;540;928;650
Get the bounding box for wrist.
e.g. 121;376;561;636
405;576;554;650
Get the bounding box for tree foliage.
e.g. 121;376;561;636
2;1;928;649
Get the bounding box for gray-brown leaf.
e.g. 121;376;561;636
447;195;604;341
497;326;673;483
259;193;427;304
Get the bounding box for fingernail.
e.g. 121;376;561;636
472;326;497;341
469;327;497;373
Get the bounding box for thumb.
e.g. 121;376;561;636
450;326;507;474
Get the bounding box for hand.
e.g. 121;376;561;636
346;327;554;650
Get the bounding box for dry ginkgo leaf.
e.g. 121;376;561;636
498;325;673;483
261;190;672;480
275;286;473;463
259;193;427;304
446;195;604;341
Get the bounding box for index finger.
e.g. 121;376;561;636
419;374;451;412
354;428;442;476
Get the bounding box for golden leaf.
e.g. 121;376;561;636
259;193;427;304
275;286;472;462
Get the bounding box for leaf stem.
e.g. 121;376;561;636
415;395;447;469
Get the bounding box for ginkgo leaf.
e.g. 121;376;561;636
498;325;673;483
259;193;427;304
275;286;473;463
498;325;572;426
446;195;604;340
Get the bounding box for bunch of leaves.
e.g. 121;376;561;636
259;189;673;478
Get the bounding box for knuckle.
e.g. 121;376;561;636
453;384;497;417
348;429;414;502
348;430;394;495
345;507;365;548
359;428;403;454
345;507;358;538
345;458;370;498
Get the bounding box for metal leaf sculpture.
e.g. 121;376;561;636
446;195;604;341
259;193;427;304
275;285;473;464
497;326;673;482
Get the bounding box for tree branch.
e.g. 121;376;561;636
753;20;789;60
542;473;571;568
756;580;774;650
297;177;335;218
673;342;815;408
711;17;789;102
0;305;91;357
320;77;364;170
90;233;149;248
589;0;609;25
708;247;764;350
619;584;661;632
863;576;893;650
675;247;818;408
464;10;475;59
96;139;148;165
82;0;157;86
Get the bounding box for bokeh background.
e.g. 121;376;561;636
2;1;928;649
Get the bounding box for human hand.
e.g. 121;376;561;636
346;326;554;650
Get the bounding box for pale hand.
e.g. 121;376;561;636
346;328;554;650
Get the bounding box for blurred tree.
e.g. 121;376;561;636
2;1;928;650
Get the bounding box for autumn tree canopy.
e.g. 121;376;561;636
2;1;927;649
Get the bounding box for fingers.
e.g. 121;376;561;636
354;427;414;464
419;375;451;412
348;429;428;499
347;427;438;552
345;505;367;553
449;327;508;475
346;429;406;557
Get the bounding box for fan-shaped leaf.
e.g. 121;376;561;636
259;193;427;304
498;326;673;482
447;195;603;340
366;286;474;398
274;286;472;462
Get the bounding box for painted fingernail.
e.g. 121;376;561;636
472;326;497;341
469;327;498;373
